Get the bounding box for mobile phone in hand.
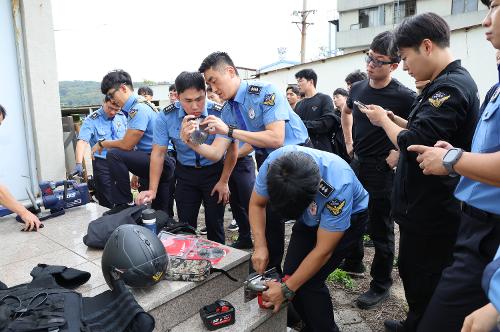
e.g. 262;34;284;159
354;100;368;110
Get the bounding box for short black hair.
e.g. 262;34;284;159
169;84;176;92
0;104;6;119
198;51;239;76
174;71;206;95
333;88;348;97
370;31;400;63
394;12;450;50
267;151;320;220
295;69;318;88
138;86;153;96
100;70;133;94
286;85;300;95
481;0;490;7
345;70;367;85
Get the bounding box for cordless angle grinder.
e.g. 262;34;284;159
243;267;290;309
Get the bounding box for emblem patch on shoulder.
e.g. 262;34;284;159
326;199;346;216
128;109;138;119
428;91;450;108
90;112;99;120
318;179;334;198
263;93;276;106
163;104;176;114
212;103;223;112
248;85;262;95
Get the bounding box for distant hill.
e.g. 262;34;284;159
59;80;156;107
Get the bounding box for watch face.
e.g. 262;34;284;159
445;149;460;162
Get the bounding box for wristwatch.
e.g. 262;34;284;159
442;148;463;177
98;138;106;148
227;125;237;138
281;281;295;301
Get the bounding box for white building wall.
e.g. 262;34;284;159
417;0;453;16
257;26;496;103
19;0;65;181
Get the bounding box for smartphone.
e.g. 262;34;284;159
354;100;368;110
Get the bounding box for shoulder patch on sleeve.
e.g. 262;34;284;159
211;103;223;112
263;93;276;106
318;179;334;198
128;109;138;119
325;198;346;216
90;111;100;120
163;104;176;114
248;85;262;95
428;91;450;108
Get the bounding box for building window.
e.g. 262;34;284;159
452;0;478;14
394;0;417;23
359;5;385;28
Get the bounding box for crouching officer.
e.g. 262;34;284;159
135;71;237;244
93;70;175;214
74;95;127;208
250;145;368;331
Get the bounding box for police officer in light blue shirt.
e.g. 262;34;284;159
406;2;500;327
74;96;127;208
94;70;175;214
250;145;368;331
135;71;237;244
186;52;311;274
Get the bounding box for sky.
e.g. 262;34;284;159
51;0;338;82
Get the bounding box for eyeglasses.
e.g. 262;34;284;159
365;54;394;68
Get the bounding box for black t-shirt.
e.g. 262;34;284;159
347;79;416;158
295;93;336;153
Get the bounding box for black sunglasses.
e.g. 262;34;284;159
365;54;394;68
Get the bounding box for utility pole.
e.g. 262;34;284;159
292;0;316;63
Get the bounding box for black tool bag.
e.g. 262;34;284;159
83;206;145;249
0;264;154;332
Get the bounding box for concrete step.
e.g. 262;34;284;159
123;245;251;332
171;286;287;332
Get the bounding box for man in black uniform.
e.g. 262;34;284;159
359;13;479;331
340;31;416;310
295;69;336;153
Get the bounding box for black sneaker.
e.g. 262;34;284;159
198;227;207;235
103;204;130;216
227;220;239;232
384;319;405;332
338;261;365;276
230;237;253;249
356;288;390;309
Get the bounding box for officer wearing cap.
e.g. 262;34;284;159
135;71;236;244
74;96;127;208
188;52;310;273
404;3;500;331
251;145;368;331
93;70;175;214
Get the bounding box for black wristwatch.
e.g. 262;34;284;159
227;125;237;138
281;282;295;301
98;138;105;148
442;148;463;177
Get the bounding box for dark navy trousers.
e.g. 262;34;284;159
92;157;114;208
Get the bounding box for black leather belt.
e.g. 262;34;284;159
461;202;500;221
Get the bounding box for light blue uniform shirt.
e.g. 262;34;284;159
455;81;500;214
219;80;308;155
153;100;227;167
122;95;157;153
482;246;500;312
77;107;127;159
254;145;369;232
